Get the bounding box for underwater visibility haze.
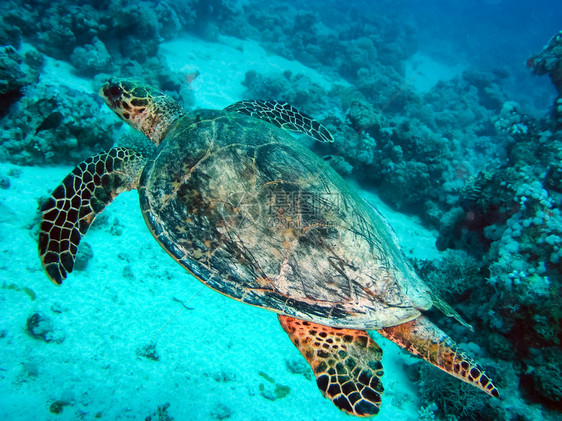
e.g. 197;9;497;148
0;1;561;420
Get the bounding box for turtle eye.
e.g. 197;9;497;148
108;85;123;99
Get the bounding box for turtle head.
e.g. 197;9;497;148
100;78;185;145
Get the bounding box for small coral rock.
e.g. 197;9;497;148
136;341;160;361
210;403;232;420
74;242;94;272
25;311;64;343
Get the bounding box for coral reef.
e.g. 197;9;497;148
0;0;243;164
413;249;483;302
528;31;562;95
528;31;562;126
416;362;507;421
242;2;415;110
0;82;118;164
2;0;229;63
525;347;562;407
0;45;42;117
426;117;562;409
241;70;330;117
70;37;112;76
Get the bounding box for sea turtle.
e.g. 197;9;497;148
38;78;499;417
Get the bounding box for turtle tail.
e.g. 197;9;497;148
38;147;147;285
378;316;500;398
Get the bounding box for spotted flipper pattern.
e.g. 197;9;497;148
225;100;334;143
39;147;147;285
379;315;500;398
279;315;384;417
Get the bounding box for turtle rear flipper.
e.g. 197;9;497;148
38;147;147;285
279;315;384;417
225;100;334;143
379;315;500;398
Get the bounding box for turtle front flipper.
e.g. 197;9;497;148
379;315;500;398
224;100;334;143
279;315;384;417
39;147;147;285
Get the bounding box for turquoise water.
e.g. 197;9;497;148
1;1;561;420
